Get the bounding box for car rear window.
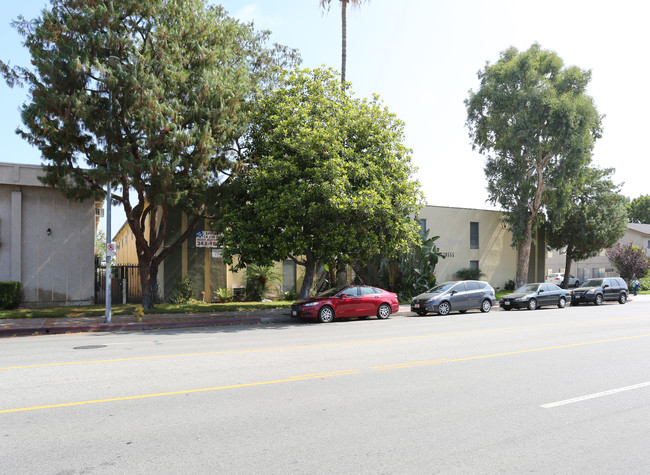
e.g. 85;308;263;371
466;282;480;291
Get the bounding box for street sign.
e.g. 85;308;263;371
106;242;117;257
196;230;219;247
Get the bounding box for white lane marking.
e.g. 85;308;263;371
542;382;650;408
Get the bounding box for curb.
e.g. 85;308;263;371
0;309;414;337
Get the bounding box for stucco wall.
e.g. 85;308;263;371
418;206;519;289
0;163;97;307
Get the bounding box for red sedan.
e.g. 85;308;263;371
291;285;400;323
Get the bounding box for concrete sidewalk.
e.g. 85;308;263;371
3;295;648;337
0;305;414;337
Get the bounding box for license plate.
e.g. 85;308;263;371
503;302;510;306
292;311;297;316
414;304;420;308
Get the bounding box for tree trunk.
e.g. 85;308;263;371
139;260;154;309
298;252;317;300
341;0;347;84
328;265;337;288
516;227;533;287
562;251;574;289
150;262;161;304
388;259;399;291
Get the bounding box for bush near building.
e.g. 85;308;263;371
0;282;21;309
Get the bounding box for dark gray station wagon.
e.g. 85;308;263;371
411;281;496;316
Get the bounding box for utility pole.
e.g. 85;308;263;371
105;55;120;324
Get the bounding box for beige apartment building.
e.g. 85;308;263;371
0;162;102;307
418;205;545;289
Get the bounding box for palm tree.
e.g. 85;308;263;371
319;0;369;85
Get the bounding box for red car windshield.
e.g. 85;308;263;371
316;287;347;298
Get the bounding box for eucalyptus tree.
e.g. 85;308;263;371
1;0;297;308
319;0;370;84
546;167;627;288
217;67;423;299
466;44;602;286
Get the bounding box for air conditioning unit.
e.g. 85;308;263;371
95;208;105;218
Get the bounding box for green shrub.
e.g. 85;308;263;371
504;279;516;291
213;287;233;303
0;282;21;309
630;278;650;292
170;275;194;304
455;267;485;281
245;264;281;301
282;290;299;301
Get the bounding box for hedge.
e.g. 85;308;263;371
0;282;21;309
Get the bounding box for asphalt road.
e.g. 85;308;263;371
3;300;650;474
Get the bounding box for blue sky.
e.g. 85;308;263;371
2;1;649;237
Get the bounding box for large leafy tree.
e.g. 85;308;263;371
627;195;650;224
217;67;423;299
546;167;627;288
319;0;369;84
466;44;602;286
606;243;650;281
1;0;296;308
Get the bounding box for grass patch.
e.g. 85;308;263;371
0;301;293;319
495;290;511;300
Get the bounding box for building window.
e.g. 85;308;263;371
592;267;605;278
419;219;427;238
470;222;479;249
469;260;479;269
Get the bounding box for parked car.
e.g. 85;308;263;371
410;280;496;316
499;282;570;310
290;285;399;323
545;273;580;288
570;277;628;306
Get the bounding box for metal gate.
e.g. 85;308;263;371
95;264;142;305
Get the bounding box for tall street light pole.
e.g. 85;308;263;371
105;55;120;324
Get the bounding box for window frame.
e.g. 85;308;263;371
470;222;479;249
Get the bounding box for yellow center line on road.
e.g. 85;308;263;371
0;369;361;414
1;315;645;371
377;332;650;368
373;359;450;370
3;332;650;414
